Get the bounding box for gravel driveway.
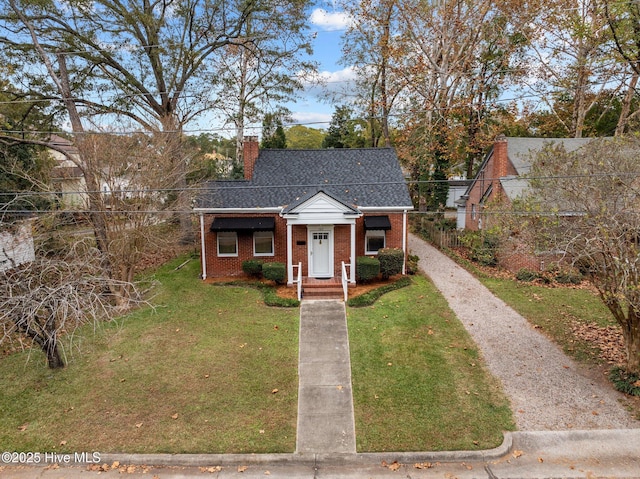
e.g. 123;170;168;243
409;233;640;431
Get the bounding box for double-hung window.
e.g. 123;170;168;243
365;230;386;254
217;232;238;257
253;231;274;256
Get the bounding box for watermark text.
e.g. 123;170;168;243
1;451;101;465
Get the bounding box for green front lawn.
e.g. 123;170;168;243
0;256;514;454
348;275;515;452
0;257;300;454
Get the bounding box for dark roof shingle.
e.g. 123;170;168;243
197;148;413;210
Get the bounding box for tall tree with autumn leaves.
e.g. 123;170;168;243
340;0;533;208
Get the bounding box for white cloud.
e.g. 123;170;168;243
309;8;353;32
294;67;358;110
300;66;357;91
290;110;332;128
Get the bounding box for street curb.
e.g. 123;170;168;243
98;432;513;468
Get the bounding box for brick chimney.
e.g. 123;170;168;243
243;136;259;180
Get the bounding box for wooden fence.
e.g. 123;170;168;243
419;219;464;249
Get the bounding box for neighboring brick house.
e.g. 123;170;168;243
194;137;414;289
458;135;597;271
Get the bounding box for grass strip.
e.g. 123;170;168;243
347;276;412;307
348;275;515;452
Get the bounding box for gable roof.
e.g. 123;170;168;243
505;137;597;176
465;137;602;202
196;148;413;210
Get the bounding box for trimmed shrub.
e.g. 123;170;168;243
406;254;419;275
609;367;640;396
516;268;539;282
356;256;380;283
262;262;286;284
242;259;263;277
555;269;583;285
378;248;405;279
460;231;499;267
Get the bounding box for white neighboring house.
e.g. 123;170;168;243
48;135;152;210
0;220;35;272
48;135;87;209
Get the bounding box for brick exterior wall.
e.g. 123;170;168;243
202;214;288;278
465;136;517;231
201;212;408;279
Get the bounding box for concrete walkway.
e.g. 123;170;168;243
296;300;356;454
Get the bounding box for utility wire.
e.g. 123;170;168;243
0;171;638;198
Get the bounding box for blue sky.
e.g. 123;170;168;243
285;3;356;131
193;3;355;137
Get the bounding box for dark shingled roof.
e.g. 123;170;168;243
196;148;413;210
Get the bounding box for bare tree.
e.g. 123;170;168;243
388;0;532;181
79;133;182;297
210;3;316;163
603;0;640;135
524;0;619;138
519;137;640;374
0;226;147;369
0;0;314;243
340;0;405;148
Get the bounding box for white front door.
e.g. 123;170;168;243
309;229;333;278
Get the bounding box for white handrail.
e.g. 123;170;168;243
294;262;302;301
341;261;350;302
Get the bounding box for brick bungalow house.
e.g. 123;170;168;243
194;138;414;295
458;135;597;271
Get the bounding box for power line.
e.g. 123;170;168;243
0;171;636;197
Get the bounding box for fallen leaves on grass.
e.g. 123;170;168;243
570;320;625;365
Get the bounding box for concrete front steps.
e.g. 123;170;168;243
302;277;344;300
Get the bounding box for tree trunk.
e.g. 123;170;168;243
43;335;65;369
623;308;640;375
616;71;639;136
21;323;65;369
380;5;392;148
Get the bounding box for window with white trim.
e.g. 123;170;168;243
253;231;274;256
365;230;386;254
217;232;238;256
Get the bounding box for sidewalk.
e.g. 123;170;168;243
3;430;640;478
296;300;356;454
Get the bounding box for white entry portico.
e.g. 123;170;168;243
281;191;361;286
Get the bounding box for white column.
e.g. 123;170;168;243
199;213;207;280
402;210;407;275
286;221;293;286
350;221;356;283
